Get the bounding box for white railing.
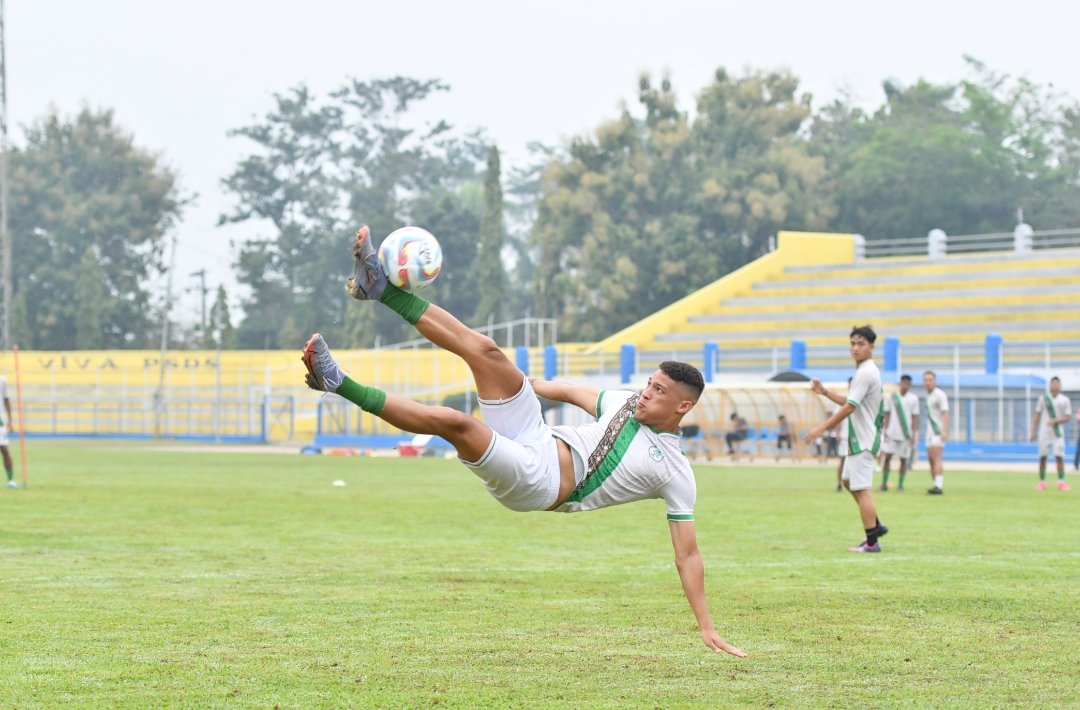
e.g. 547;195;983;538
862;226;1080;259
376;316;558;351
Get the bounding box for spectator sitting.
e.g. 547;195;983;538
726;412;749;454
777;414;793;452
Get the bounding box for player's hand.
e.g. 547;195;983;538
804;426;823;446
701;628;746;657
809;378;824;395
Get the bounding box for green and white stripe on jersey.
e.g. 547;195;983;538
892;392;911;439
846;399;884;456
563;418;640;504
1044;394;1062;437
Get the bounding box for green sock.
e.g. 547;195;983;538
1059;470;1066;481
1039;469;1046;481
380;283;430;325
4;467;11;482
898;472;905;488
881;470;890;486
336;377;387;416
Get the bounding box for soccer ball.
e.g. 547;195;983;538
377;226;443;292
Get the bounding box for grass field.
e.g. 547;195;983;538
2;443;1078;708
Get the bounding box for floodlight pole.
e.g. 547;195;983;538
0;0;11;351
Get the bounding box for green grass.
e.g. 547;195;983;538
2;443;1078;708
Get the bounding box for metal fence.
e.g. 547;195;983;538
21;388;294;442
537;340;1080;379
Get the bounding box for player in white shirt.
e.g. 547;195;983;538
923;371;949;495
1030;376;1072;491
806;326;888;553
300;225;746;657
880;374;920;492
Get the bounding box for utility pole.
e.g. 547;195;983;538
0;0;11;350
155;235;178;438
190;268;208;342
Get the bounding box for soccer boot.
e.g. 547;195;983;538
1058;480;1071;491
927;487;944;495
345;225;388;301
301;333;345;393
856;524;889;546
1035;480;1048;491
6;480;17;489
848;542;881;553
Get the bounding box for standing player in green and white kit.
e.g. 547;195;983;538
301;226;746;657
1031;376;1072;491
880;374;919;492
923;371;949;495
806;326;888;553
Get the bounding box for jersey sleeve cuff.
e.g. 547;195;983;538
667;513;694;522
846;398;860;409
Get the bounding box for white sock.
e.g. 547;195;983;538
934;475;943;489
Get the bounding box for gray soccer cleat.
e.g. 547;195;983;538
301;333;345;393
345;225;388;301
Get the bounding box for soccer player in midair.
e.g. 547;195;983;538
301;226;746;657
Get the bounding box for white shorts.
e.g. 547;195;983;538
459;377;561;512
1038;436;1065;458
926;432;946;449
842;451;874;491
887;437;911;460
0;428;8;447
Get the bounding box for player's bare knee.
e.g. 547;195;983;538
436;407;477;438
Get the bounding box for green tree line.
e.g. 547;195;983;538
10;59;1080;348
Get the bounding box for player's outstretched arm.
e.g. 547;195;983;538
528;377;602;418
668;520;747;658
805;403;855;446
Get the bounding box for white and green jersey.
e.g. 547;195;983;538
0;376;6;427
845;359;883;456
551;390;696;521
925;388;949;437
884;390;920;441
1035;392;1072;439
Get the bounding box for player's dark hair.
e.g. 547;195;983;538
850;324;877;344
900;374;912;383
924;370;936;378
660;361;704;401
1050;376;1060;384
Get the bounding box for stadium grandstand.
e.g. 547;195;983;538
8;227;1079;464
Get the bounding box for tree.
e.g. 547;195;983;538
222;77;488;349
473;146;506;324
531;70;832;340
73;246;107;349
9;108;183;348
813;58;1080;239
208;284;236;349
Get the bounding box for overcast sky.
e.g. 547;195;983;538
10;0;1078;325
